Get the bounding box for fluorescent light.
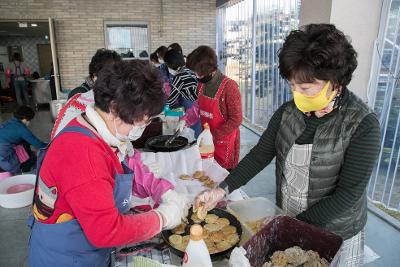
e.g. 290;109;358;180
18;22;28;28
31;23;38;27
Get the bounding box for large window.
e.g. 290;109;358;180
104;22;150;59
369;0;400;211
217;0;300;127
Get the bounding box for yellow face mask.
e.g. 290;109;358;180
292;81;337;113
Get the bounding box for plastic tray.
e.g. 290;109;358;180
243;215;343;267
227;197;284;244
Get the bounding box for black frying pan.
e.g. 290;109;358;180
161;208;243;261
145;135;189;152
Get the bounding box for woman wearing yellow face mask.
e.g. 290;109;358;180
194;24;381;266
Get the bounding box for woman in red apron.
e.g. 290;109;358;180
187;46;242;170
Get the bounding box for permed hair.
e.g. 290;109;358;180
278;24;358;87
94;60;165;123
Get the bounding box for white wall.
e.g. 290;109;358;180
299;0;383;101
299;0;332;26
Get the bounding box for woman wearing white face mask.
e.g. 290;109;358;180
28;60;188;266
0;105;46;175
164;49;201;137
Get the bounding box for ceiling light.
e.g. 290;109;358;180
31;23;38;27
45;35;49;40
18;22;28;28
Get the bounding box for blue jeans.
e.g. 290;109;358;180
14;79;29;106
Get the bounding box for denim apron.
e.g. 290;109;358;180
28;126;133;267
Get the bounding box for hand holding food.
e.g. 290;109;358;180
194;187;226;212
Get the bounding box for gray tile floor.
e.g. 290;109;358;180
0;108;399;266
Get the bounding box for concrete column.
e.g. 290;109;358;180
299;0;383;101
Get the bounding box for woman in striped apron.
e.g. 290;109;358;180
195;24;381;267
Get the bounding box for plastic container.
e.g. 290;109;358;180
0;174;36;208
243;216;343;267
0;171;12;181
182;224;213;267
197;123;214;160
227;197;284;244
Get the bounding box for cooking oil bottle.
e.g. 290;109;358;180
197;123;214;160
182;224;213;267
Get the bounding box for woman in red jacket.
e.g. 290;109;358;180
187;46;242;170
28;60;187;266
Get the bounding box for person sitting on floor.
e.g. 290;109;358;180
0;106;47;174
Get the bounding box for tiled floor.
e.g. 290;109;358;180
0;107;399;266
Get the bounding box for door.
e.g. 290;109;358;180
37;44;52;77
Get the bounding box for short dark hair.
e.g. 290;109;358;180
168;43;183;54
164;49;185;70
278;24;357;87
94;60;165;124
150;52;159;63
186;46;217;76
13;53;22;61
89;48;121;78
156;46;168;59
14;105;35;121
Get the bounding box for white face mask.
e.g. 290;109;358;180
114;119;146;142
23;120;30;127
159;59;164;64
127;125;146;141
168;67;177;76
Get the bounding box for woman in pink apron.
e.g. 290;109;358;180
186;46;242;170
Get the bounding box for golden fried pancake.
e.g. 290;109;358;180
172;223;186;234
205;214;219;224
179;174;191;180
225;233;240;245
216;218;230;227
169;234;183;245
192;171;204;179
216;240;231;251
222;225;237;235
204;223;223;232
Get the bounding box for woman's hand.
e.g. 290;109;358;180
155;190;189;230
194;187;226;212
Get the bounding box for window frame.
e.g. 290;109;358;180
103;20;151;60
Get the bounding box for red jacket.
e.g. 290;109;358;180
34;119;161;248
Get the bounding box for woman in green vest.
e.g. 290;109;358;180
195;24;381;266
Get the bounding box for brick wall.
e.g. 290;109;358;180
0;0;216;89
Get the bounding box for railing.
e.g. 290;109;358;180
368;0;400;212
216;0;300;128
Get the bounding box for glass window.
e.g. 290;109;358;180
104;22;150;59
216;0;300;127
369;0;400;210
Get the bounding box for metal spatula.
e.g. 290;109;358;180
165;127;183;146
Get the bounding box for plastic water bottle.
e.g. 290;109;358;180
182;224;213;267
